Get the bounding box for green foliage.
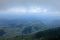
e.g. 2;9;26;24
0;21;60;40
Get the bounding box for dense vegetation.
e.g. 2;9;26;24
0;27;60;40
0;20;60;40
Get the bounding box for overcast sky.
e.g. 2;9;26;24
0;0;60;13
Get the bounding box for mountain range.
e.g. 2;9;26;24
0;13;60;40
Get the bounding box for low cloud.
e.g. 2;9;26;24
0;0;60;13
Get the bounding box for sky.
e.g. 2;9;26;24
0;0;60;14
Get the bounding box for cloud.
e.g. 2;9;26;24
0;6;47;13
0;0;60;13
0;0;7;10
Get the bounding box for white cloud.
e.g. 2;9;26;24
7;7;27;13
2;6;47;13
0;0;60;14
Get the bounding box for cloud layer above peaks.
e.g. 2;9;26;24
0;0;60;14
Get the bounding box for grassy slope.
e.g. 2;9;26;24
0;21;60;40
6;27;60;40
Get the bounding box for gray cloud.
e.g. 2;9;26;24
0;0;60;11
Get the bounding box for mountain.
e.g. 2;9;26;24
21;21;47;34
33;27;60;40
50;20;60;28
0;29;6;36
3;27;60;40
0;13;60;40
1;21;47;38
